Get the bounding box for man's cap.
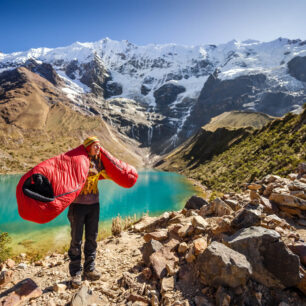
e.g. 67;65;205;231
83;136;100;148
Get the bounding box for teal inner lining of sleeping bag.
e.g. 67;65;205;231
22;174;55;202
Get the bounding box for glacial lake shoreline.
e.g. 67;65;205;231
0;170;203;256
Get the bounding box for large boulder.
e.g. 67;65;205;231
71;285;101;306
200;197;233;217
227;226;302;288
197;241;252;288
231;204;261;229
0;278;42;305
184;196;209;210
269;193;306;210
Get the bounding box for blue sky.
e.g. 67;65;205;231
0;0;305;53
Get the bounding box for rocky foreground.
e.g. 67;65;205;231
1;164;306;305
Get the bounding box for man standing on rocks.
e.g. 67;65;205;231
68;136;110;288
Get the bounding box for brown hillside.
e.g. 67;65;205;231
0;67;144;173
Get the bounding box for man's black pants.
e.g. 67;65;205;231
67;203;100;276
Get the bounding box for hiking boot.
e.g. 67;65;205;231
71;274;82;288
83;269;101;281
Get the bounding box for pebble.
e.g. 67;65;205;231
17;263;28;269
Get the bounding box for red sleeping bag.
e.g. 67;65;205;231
16;145;138;224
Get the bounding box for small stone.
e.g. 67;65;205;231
164;238;180;251
35;270;45;277
248;183;262;191
262;174;282;184
288;173;298;181
206;216;234;235
53;283;67;293
255;292;262;304
56;260;64;266
193;237;208;255
0;270;13;287
132;248;141;257
162;292;173;305
5;259;15;269
263;183;277;197
47;300;56;306
177;224;194;238
166;262;177;276
185;248;196;263
289;180;306;192
151;294;159;306
223;199;240;211
144;229;168;242
201;287;210;295
250;190;261;205
260;196;273;212
20;253;26;259
178;242;188;254
168;224;183;236
185;210;199;217
142;239;163;266
216;286;231;306
142;267;152;280
127;293;150;304
161;276;174;293
192;216;208;231
17;263;28;269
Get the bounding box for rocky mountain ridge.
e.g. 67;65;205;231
0;37;305;153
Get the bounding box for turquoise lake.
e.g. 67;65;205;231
0;170;200;254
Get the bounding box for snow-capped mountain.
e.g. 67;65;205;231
0;37;305;154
